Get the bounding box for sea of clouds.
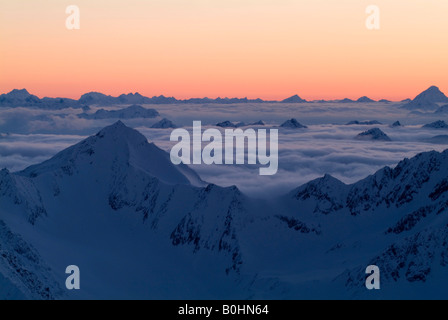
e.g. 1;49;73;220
0;102;447;197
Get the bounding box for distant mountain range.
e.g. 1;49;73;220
0;89;270;108
0;89;84;110
1;121;448;299
0;88;428;109
1;86;446;111
78;104;159;120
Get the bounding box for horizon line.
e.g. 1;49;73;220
1;87;428;103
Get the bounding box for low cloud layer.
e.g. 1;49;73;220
0;102;447;197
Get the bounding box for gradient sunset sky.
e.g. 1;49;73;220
1;0;447;100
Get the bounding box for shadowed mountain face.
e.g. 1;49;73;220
1;121;448;299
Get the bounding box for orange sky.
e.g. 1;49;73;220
1;0;447;100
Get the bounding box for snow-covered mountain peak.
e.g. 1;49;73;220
289;174;349;215
281;95;307;103
357;96;375;103
0;89;41;106
95;120;148;145
417;86;448;101
292;174;348;199
20;121;205;187
423;120;448;129
402;86;448;111
7;89;31;97
151;118;177;129
280;118;308;129
356;128;391;141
